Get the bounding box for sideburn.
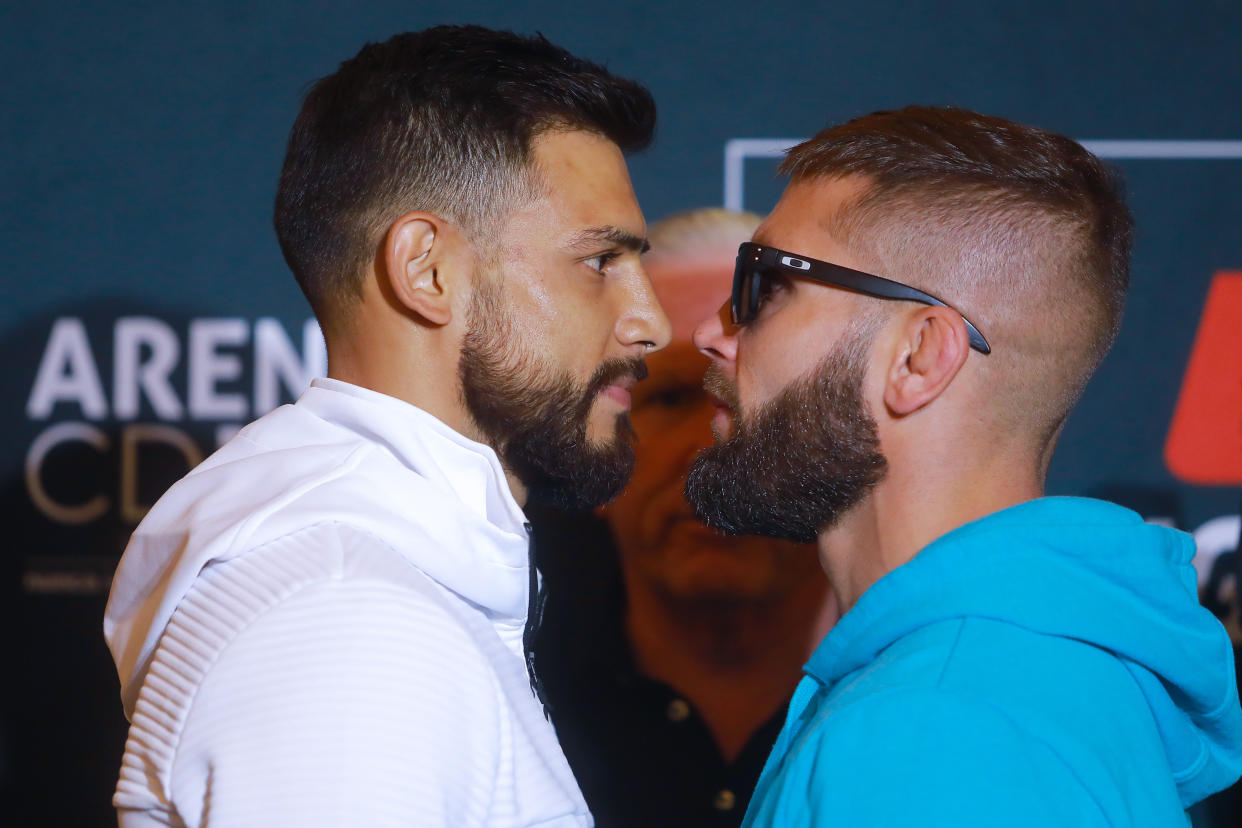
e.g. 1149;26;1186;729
458;275;643;510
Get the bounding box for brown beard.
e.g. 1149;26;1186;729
458;276;646;510
685;322;887;542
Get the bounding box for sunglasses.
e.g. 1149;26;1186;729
732;242;991;355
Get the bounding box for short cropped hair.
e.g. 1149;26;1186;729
781;106;1133;438
273;25;656;325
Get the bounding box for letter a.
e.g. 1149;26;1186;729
26;318;108;420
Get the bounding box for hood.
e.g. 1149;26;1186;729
104;378;531;718
806;496;1242;807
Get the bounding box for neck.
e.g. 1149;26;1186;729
819;448;1045;614
624;574;835;762
326;319;530;507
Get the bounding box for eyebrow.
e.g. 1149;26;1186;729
567;225;651;255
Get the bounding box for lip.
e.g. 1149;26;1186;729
704;388;730;410
600;381;634;408
710;406;733;441
704;391;735;440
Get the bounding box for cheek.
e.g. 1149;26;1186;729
737;314;838;406
737;345;795;411
502;259;589;333
539;292;619;371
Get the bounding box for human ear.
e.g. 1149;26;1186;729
383;212;453;326
882;306;971;416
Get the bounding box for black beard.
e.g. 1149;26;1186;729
684;326;887;543
458;279;645;510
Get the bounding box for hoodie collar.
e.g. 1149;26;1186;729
304;377;529;539
806;497;1196;685
804;496;1242;806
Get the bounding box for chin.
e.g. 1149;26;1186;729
585;411;630;447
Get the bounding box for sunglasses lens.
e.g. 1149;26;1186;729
732;261;760;324
731;259;746;324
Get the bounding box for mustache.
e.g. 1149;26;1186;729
702;363;741;417
586;356;649;399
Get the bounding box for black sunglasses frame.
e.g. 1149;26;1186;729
732;242;991;355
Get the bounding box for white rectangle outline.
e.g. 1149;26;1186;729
723;139;1242;210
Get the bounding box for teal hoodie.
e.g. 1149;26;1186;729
743;497;1242;827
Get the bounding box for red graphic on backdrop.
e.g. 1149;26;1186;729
1165;271;1242;485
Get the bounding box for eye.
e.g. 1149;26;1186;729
753;271;787;313
584;251;621;273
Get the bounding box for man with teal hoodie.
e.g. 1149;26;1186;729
686;106;1242;826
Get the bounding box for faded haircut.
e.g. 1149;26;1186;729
781;105;1133;440
273;25;656;328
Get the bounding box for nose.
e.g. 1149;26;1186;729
616;269;673;353
693;301;738;365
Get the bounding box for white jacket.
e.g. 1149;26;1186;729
104;378;591;827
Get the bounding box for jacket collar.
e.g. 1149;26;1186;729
303;378;529;539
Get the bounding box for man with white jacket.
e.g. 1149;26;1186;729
104;26;670;827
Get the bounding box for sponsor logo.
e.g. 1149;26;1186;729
18;315;324;592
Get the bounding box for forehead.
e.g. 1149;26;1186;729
741;177;878;373
755;175;872;266
647;255;736;342
522;128;645;236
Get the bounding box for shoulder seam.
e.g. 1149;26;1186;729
220;442;378;556
931;618;968;688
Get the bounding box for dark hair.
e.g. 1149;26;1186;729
782;106;1132;356
273;25;656;324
